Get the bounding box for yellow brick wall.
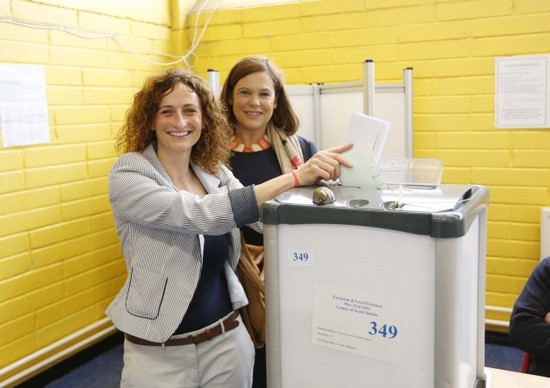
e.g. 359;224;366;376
0;0;178;381
188;0;550;328
1;0;550;381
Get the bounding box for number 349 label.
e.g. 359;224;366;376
287;249;315;266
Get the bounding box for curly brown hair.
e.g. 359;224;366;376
220;56;299;136
115;68;232;174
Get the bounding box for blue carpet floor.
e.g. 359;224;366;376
17;332;525;387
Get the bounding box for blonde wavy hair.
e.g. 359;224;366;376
115;68;232;174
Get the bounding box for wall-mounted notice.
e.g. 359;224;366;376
312;283;402;365
0;64;50;147
495;55;550;129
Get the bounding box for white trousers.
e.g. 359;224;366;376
120;314;255;388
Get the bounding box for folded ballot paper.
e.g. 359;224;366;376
339;112;390;190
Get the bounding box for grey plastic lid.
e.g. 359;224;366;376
261;184;489;238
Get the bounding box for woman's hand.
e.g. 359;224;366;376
294;143;353;186
253;144;353;207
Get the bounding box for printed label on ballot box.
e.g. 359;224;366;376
312;283;402;364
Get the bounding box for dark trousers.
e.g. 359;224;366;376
252;346;267;388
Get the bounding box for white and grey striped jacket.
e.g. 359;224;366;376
106;144;261;343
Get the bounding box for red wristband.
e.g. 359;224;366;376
291;170;300;188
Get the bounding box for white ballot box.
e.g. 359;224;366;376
262;185;489;388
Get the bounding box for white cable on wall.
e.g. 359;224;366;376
0;2;220;68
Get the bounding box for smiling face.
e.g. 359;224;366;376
230;71;277;137
152;82;203;158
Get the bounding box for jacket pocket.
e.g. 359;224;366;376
125;267;168;319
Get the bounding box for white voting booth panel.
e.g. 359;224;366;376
263;185;488;388
286;60;413;159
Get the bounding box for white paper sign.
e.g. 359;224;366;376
495;55;550;129
0;64;51;147
312;283;402;364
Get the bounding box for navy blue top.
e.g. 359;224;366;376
229;135;318;245
509;257;550;377
175;234;232;333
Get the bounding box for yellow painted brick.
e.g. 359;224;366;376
470;113;495;131
509;205;543;223
129;20;171;40
111;105;130;121
83;69;134;87
0;334;35;368
82;86;135;105
486;273;527;295
12;1;79;28
302;12;366;33
87;142;117;160
515;1;550;13
60;178;108;202
490;186;547;206
0;149;23;172
0;40;50;64
47;86;84;106
510;223;540;242
78;12;132;35
473;34;550;57
512;132;550;150
0;22;49;44
0;206;61;239
439;167;471;185
431;58;492;78
0;315;35;346
487;221;510;240
65;261;122;295
92;228;121;249
106;50;154;71
302;0;364;16
472;95;494;113
415;114;469;132
0;234;30;260
49;29;107;50
243;3;301;22
61;196;111;221
30;218;91;249
0;264;63;304
54;124;113;144
24;145;86;168
436;0;512;21
25;163;87;189
54;106;111;125
300;63;361;84
0;186;60;215
36;289;99;327
50;45;108;68
513;150;550;168
436;150;511;168
0;0;9;15
0;252;31;281
415;96;472;114
429;75;493;96
472;168;549;187
488;239;540;259
471;14;550;38
0;282;64;324
91;213;116;232
200;23;243;43
438;133;511;149
88;159;116;179
65;245;121;277
37;306;96;346
45;66;83;86
32;235;93;269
